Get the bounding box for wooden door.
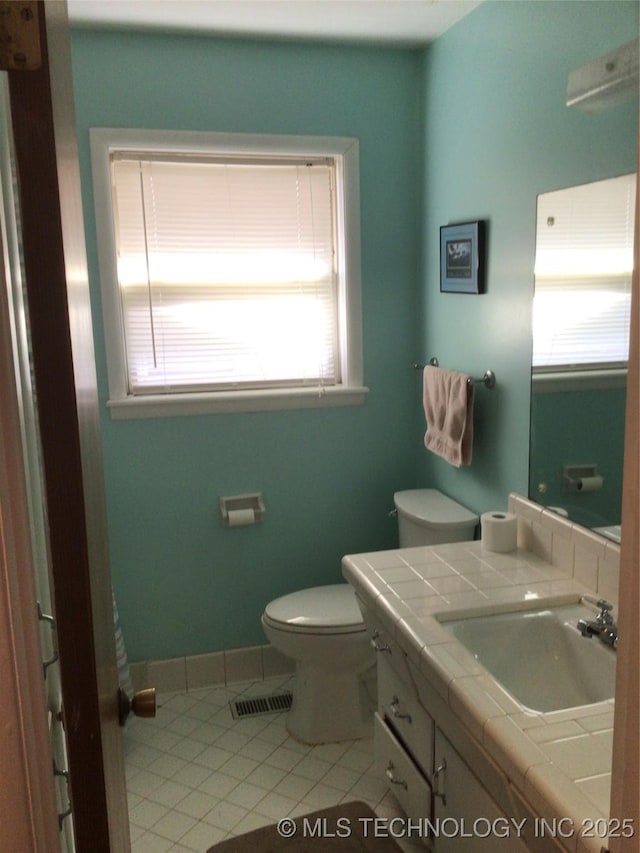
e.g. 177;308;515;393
5;2;130;849
0;120;61;853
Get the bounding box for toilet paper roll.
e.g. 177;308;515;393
227;508;256;527
481;511;518;553
576;475;603;493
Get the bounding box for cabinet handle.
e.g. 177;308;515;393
43;650;59;675
390;695;412;723
385;761;408;790
370;630;391;653
58;803;72;831
38;601;58;677
37;601;55;626
433;758;447;806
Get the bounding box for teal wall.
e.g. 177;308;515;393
70;1;638;662
70;31;422;660
417;0;638;514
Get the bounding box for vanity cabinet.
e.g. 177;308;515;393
432;728;529;853
361;596;530;851
375;652;435;845
359;596;433;845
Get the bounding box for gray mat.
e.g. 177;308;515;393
206;801;403;852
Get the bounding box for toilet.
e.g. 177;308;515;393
393;488;479;546
261;489;478;744
261;584;374;744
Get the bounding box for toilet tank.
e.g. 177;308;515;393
394;489;478;547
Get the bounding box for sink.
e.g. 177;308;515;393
440;602;616;713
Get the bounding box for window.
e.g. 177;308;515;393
90;129;366;417
532;173;636;378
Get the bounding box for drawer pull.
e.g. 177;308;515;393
433;758;447;806
43;650;58;675
370;630;391;653
37;602;55;626
390;695;412;723
58;803;72;831
385;761;408;790
38;602;58;678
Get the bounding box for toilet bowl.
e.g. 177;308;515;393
262;489;478;745
261;584;375;744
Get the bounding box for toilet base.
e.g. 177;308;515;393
286;662;375;745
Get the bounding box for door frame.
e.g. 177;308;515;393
6;2;129;849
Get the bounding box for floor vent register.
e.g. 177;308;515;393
230;692;293;719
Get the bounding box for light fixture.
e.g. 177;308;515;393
566;38;639;112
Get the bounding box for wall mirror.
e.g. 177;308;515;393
529;173;636;540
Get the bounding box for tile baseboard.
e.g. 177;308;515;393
129;643;295;694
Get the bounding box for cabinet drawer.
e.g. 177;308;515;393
378;653;434;778
358;596;395;655
374;712;432;837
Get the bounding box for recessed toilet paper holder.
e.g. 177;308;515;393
220;492;265;526
562;464;602;493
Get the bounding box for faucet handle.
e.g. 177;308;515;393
596;599;614;624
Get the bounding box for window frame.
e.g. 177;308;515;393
90;128;367;418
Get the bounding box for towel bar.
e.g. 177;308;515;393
414;357;496;389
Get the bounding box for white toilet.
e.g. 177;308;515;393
393;488;479;546
262;584;373;744
261;489;478;744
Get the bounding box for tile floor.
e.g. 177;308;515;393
125;674;418;852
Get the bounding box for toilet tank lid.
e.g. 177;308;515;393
264;584;364;629
394;489;478;529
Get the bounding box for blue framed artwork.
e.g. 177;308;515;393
440;220;485;294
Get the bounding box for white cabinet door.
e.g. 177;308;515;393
374;713;432;845
433;729;529;852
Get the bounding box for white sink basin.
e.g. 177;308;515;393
441;602;616;713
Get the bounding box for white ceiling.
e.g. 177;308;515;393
66;0;482;47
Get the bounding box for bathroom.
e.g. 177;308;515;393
65;0;637;847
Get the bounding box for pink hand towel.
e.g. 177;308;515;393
423;365;474;467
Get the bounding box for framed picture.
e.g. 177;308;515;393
440;220;485;294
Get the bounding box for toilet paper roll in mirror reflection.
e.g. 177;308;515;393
575;475;603;492
481;511;518;553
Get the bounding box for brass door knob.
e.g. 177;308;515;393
118;687;156;726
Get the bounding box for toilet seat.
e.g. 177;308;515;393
263;584;366;635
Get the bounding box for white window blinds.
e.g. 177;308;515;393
111;155;339;394
532;173;636;370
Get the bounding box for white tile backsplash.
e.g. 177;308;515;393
508;492;619;608
572;546;599;590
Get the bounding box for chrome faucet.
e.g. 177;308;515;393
577;599;618;649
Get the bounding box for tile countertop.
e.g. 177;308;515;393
342;539;617;853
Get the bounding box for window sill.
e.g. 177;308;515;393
107;385;369;419
532;368;627;393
